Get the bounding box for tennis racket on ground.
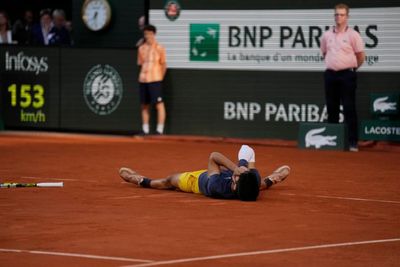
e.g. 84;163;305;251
0;182;64;188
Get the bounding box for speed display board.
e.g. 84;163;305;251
0;46;60;129
0;46;142;134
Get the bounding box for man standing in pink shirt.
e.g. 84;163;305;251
320;3;365;151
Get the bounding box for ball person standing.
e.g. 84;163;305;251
137;25;167;135
320;3;365;151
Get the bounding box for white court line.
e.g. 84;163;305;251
281;193;400;204
315;194;400;204
121;238;400;267
0;248;153;263
0;248;21;253
110;195;142;200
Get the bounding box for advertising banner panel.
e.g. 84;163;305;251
0;46;60;129
361;120;400;141
59;48;141;133
298;123;347;150
150;7;400;72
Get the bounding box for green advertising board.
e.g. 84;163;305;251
370;93;399;116
59;48;141;133
190;24;220;62
361;120;400;141
298;123;347;150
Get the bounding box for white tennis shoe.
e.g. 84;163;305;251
119;167;144;185
267;165;291;184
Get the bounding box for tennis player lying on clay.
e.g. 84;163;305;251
119;145;290;201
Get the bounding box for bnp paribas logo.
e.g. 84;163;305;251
190;24;219;62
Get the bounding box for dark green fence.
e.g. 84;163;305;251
1;45;398;139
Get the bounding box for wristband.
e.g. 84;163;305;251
238;159;249;168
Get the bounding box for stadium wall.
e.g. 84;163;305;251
152;0;400;139
0;0;399;140
72;0;145;48
0;45;141;134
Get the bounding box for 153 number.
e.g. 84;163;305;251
8;84;45;109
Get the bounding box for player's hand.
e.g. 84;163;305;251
234;166;248;176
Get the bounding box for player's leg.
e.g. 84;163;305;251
119;167;180;190
324;70;340;123
141;105;150;133
238;145;255;167
139;83;151;134
238;145;262;187
340;70;358;150
156;102;166;133
259;166;291;190
248;161;256;169
149;82;166;134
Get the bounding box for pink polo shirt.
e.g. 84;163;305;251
320;26;364;71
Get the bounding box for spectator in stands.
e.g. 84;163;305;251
48;9;71;46
0;11;13;44
31;9;53;45
12;9;34;45
64;20;74;45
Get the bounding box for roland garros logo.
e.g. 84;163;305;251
83;64;123;115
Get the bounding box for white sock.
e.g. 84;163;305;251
156;124;164;134
238;145;255;162
142;124;149;134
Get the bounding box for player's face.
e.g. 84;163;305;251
144;30;156;44
334;8;348;26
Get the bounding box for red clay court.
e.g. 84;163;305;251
0;132;399;267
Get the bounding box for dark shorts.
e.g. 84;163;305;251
139;82;163;105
